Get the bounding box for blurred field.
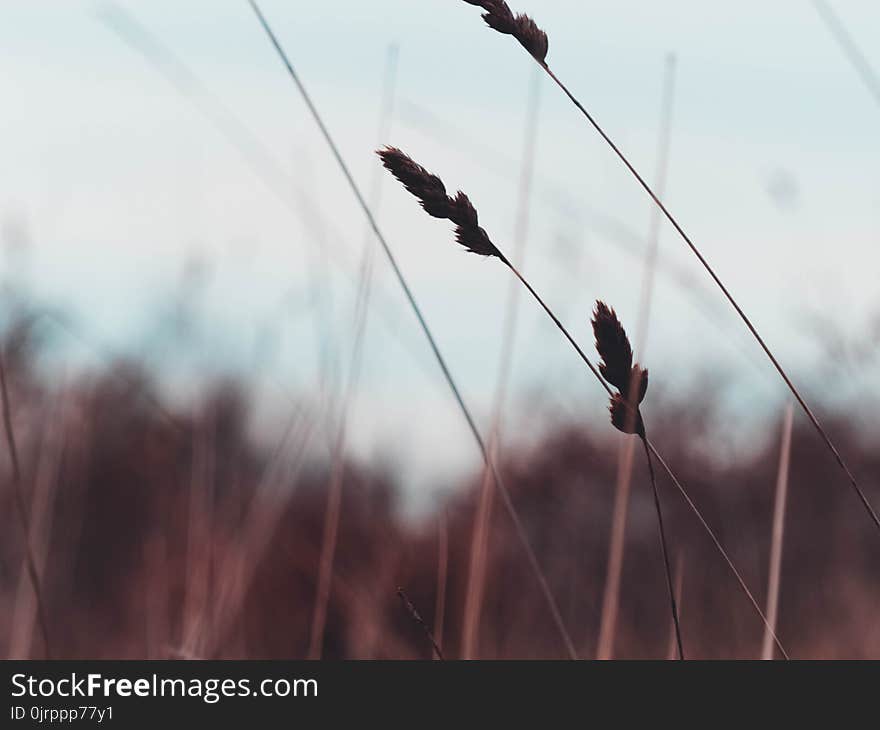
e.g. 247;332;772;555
0;316;877;659
2;1;879;661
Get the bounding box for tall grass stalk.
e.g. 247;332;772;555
246;0;578;659
459;0;879;535
307;215;375;660
307;43;399;661
397;588;444;660
9;391;65;659
591;301;683;658
208;403;316;657
647;441;790;659
379;146;789;658
308;434;346;660
762;404;793;660
643;436;683;658
1;357;51;659
181;406;216;657
462;65;541;660
667;552;685;660
597;54;677;660
595;436;634;659
462;459;495;659
395;98;779;391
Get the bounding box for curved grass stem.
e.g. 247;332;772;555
535;60;877;533
641;433;684;659
246;0;577;660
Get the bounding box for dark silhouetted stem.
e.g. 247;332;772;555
397;588;444;660
645;440;790;659
503;259;789;658
246;0;577;660
515;242;684;656
504;258;610;394
641;434;683;659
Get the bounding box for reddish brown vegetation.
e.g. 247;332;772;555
0;328;877;659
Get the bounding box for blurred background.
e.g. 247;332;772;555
0;0;878;659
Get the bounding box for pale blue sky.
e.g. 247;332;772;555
1;1;878;493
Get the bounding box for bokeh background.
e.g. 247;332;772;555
0;0;878;659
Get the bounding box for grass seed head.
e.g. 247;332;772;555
377;146;451;219
378;146;502;260
592;301;650;435
592;303;633;394
462;0;549;64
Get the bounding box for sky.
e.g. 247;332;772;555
1;0;878;498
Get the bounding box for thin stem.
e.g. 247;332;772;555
307;445;344;659
461;446;496;659
646;440;790;659
503;259;790;658
98;2;442;387
246;0;577;660
1;357;51;659
400;94;782;396
763;404;793;660
504;259;610;394
633;53;676;356
307;41;398;662
308;233;375;660
641;434;683;660
537;61;878;534
397;588;444;660
595;435;635;659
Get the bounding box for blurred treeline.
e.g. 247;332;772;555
0;316;878;660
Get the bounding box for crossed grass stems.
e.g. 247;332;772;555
244;0;799;659
459;0;878;533
379;145;684;657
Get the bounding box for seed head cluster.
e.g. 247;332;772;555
378;146;502;260
591;302;649;437
462;0;549;64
